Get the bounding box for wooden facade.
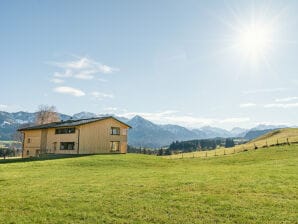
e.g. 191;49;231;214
20;117;130;158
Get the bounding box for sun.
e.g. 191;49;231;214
235;21;274;63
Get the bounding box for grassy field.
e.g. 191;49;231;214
0;145;297;223
168;128;298;159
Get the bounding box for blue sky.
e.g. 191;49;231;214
1;0;298;129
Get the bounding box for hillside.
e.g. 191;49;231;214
167;128;298;159
0;145;297;223
250;128;298;144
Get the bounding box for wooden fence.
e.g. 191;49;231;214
167;136;298;159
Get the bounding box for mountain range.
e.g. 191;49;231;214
0;111;289;147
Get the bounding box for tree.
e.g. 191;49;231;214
164;148;172;155
157;148;164;156
35;105;60;125
225;138;235;148
0;148;14;159
13;123;31;143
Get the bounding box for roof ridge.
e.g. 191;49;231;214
17;115;129;131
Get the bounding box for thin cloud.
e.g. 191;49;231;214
53;86;85;97
53;69;72;78
264;103;298;108
97;78;107;82
240;103;257;108
49;56;119;81
104;107;118;112
275;96;298;102
119;111;250;127
50;78;64;84
243;88;286;94
91;91;114;100
0;104;8;109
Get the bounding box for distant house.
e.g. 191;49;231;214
18;116;131;158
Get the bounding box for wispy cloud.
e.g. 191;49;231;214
119;110;250;128
104;107;118;112
53;86;85;97
264;103;298;108
91;91;114;100
243;88;286;94
240;103;257;108
49;56;119;81
0;104;8;109
275;96;298;102
50;78;64;84
97;78;107;82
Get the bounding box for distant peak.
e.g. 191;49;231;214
132;115;145;120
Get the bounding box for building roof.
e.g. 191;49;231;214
18;116;131;131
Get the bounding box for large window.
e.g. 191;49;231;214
110;141;120;152
110;127;120;135
60;142;75;150
55;128;75;134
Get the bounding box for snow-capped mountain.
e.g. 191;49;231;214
0;110;292;147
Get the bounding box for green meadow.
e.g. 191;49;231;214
0;145;297;223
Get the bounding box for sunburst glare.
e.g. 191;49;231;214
235;21;274;63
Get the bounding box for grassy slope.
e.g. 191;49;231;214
168;128;298;159
0;145;297;224
251;128;298;144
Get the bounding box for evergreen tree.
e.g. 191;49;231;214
225;138;235;148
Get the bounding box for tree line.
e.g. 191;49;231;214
169;138;235;152
127;138;236;156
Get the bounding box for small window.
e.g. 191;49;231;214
60;142;75;150
27;138;31;143
111;127;120;135
55;128;75;135
110;141;120;152
26;150;29;156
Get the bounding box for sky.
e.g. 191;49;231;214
1;0;298;130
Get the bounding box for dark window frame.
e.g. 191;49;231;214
110;127;120;135
55;128;76;135
27;138;31;143
60;142;75;150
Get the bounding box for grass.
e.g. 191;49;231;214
168;128;298;159
0;145;297;223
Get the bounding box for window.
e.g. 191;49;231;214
27;138;31;143
110;141;120;152
111;127;120;135
26;150;29;156
55;128;75;134
60;142;75;150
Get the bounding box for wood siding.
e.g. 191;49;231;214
78;118;128;154
22;118;129;158
23;130;42;158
